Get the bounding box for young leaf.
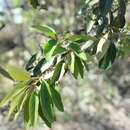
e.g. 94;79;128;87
50;86;64;112
0;81;27;108
29;91;39;126
14;91;29;120
7;88;26;119
32;25;57;39
39;81;54;123
5;65;31;81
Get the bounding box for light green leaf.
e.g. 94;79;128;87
14;91;29;120
32;25;57;39
5;65;31;81
7;88;26;119
65;34;96;42
0;81;27;108
43;39;57;60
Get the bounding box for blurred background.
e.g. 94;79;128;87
0;0;130;130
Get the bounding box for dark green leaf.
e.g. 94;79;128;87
29;0;39;8
33;58;46;76
99;0;113;17
99;43;117;69
38;104;52;128
50;86;64;112
29;91;39;126
51;61;64;83
26;53;37;71
39;81;54;123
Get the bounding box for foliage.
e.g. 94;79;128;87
0;0;130;129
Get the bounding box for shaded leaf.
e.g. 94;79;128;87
38;104;52;128
50;86;64;112
39;81;54;123
29;91;39;126
99;43;117;69
33;58;46;76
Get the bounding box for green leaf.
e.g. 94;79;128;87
24;96;31;130
43;39;57;60
26;53;37;71
99;0;113;17
14;91;29;120
38;104;52;128
33;58;46;76
29;0;39;8
52;45;66;56
69;43;87;61
32;25;57;39
75;55;84;78
0;81;27;108
29;91;39;126
99;43;117;69
70;52;78;79
70;52;84;78
51;60;64;83
50;86;64;112
65;34;96;43
7;88;26;119
5;65;31;81
39;81;54;123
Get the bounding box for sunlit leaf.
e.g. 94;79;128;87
32;25;57;39
5;65;31;81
